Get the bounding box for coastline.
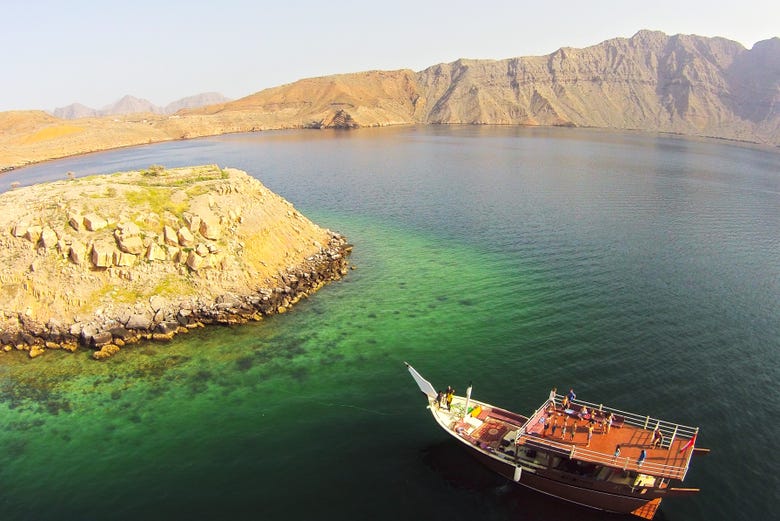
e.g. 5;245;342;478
0;165;352;361
3;122;777;177
0;233;351;360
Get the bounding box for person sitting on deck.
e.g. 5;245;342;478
652;426;664;448
579;406;590;420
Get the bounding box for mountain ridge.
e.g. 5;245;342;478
52;92;231;119
2;30;778;171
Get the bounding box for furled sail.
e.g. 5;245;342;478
405;363;437;399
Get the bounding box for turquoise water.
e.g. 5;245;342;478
1;126;779;520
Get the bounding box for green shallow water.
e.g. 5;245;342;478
1;126;779;521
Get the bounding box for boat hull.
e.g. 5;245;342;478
469;448;658;514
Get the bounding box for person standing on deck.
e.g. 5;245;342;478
613;444;621;461
586;423;594;447
606;412;614;434
638;449;647;467
551;414;559;437
445;386;454;411
561;415;568;439
570;419;578;441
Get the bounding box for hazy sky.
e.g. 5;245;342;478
2;0;777;112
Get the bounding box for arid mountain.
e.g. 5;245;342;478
3;31;778;171
52;92;231;119
163;92;232;114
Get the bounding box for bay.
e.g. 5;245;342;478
0;126;778;520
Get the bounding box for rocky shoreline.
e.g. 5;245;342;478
0;165;351;360
1;234;350;360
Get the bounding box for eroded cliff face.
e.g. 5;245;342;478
0;166;350;359
1;31;778;171
415;30;779;143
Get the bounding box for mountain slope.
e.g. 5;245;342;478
2;31;778;171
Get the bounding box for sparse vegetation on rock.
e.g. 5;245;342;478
0;165;351;359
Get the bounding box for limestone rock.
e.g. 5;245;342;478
199;212;221;240
39;227;58;248
183;213;201;234
146;242;168;261
12;221;29;237
177;227;195;247
91;241;114;268
69;242;88;265
83;213;108;232
116;221;140;236
195;243;209;257
186;250;204;271
24;225;43;244
113;250;137;267
126;313;153;330
68;213;83;231
116;235;144;254
163;225;178;246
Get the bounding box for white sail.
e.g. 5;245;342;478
405;363;437;399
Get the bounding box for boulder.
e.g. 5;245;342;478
69;241;88;265
91;241;114;268
116;221;140;236
163;225;178;246
24;225;43;244
186;251;204;271
199;212;221;240
146;242;168;261
83;213;108;231
183;213;201;234
39;227;58;249
12;221;29;237
116;235;144;254
195;243;209;257
177;227;195;247
126;313;153;330
68;213;83;231
112;250;137;267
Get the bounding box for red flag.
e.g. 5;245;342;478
679;434;697;453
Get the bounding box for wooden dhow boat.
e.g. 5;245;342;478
406;363;708;519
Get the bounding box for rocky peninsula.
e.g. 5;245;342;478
0;165;351;359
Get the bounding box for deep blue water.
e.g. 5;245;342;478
1;126;778;521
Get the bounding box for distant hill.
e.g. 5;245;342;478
53;92;231;119
4;31;778;171
191;30;779;143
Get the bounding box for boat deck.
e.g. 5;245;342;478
434;394;696;482
518;401;695;480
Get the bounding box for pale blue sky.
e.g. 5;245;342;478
1;0;777;112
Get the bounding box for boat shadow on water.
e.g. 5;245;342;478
421;439;673;521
